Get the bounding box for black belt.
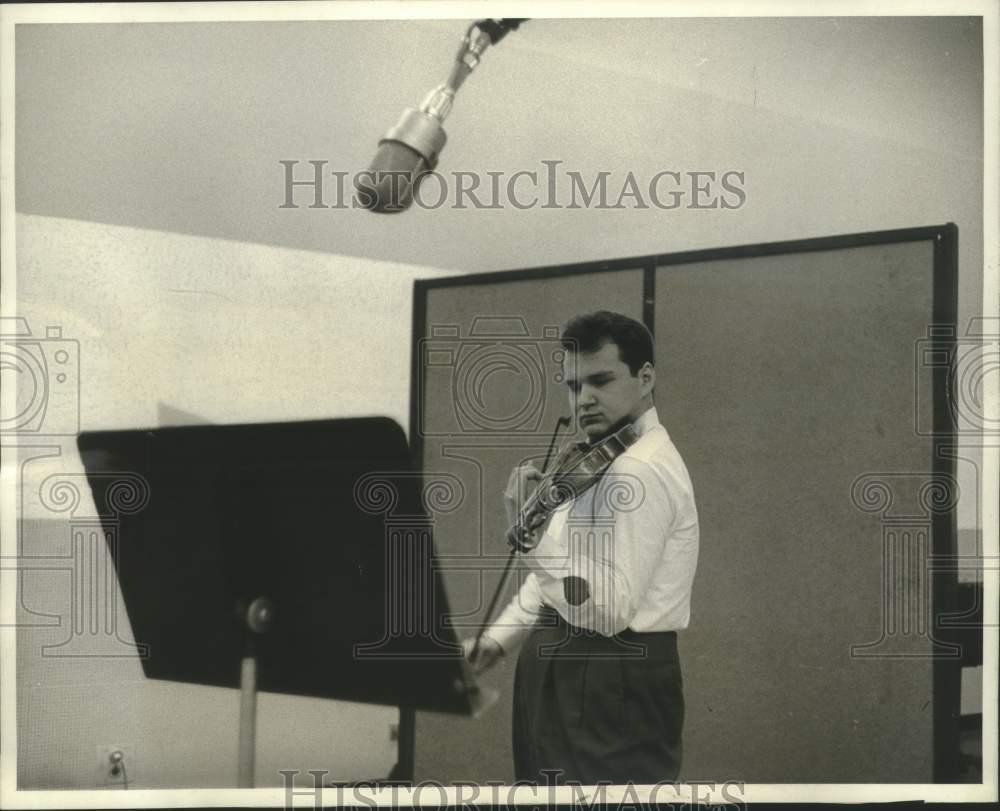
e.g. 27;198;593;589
536;603;678;641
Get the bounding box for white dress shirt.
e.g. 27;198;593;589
487;406;699;652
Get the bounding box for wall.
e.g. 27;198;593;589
12;17;987;533
12;212;457;789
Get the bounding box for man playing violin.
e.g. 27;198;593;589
462;310;700;785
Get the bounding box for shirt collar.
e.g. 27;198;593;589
632;406;661;437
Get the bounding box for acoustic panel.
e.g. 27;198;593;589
413;268;645;784
654;236;957;782
411;226;959;784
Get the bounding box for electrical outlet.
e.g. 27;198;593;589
95;744;136;788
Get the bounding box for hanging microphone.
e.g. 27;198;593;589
353;93;449;214
355;19;526;213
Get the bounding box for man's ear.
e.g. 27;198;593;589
639;362;655;395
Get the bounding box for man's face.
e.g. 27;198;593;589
562;341;653;440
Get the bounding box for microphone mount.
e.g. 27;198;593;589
384;19;527;167
360;18;527;212
431;18;527;118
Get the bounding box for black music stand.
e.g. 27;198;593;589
77;416;493;787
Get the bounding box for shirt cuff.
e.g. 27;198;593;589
483;622;529;656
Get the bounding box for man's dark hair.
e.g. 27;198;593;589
560;311;654;375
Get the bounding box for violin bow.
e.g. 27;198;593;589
469;415;570;664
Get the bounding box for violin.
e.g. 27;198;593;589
505;420;639;553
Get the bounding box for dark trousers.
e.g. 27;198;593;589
512;609;684;785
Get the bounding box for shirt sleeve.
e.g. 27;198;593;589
485;569;546;654
551;455;678;636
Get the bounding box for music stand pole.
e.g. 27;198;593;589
238;597;274;788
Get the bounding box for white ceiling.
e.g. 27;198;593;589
15;15;984;272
